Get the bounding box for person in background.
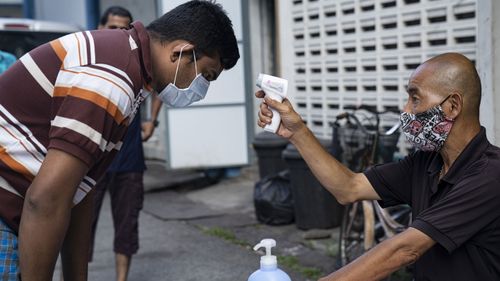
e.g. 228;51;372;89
0;1;239;280
98;6;133;30
84;6;162;281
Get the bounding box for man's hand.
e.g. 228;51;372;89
141;121;155;141
142;92;163;141
255;90;306;139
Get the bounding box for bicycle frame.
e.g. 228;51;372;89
336;107;411;269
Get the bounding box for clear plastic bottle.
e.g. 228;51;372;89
248;239;292;281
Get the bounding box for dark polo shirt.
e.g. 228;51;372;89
365;127;500;281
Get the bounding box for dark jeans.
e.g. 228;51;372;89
89;172;144;261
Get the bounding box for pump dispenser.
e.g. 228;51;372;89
248;239;291;281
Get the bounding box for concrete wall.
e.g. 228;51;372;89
277;0;478;139
248;0;278;136
477;0;500;145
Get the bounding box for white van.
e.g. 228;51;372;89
0;18;80;58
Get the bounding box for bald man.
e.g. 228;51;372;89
256;53;500;281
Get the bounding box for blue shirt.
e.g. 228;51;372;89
107;113;146;173
0;50;16;74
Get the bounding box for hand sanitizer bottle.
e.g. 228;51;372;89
248;239;292;281
256;74;289;134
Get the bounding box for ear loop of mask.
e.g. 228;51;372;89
439;94;454;121
439;94;452;106
173;44;198;86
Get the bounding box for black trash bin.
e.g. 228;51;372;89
282;140;344;230
252;131;289;179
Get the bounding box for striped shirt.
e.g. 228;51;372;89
0;21;153;233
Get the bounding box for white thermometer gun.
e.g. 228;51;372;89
256;74;289;133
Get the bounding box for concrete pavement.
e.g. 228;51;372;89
51;154;417;281
55;160;341;281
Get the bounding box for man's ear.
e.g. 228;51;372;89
448;92;463;120
170;42;194;63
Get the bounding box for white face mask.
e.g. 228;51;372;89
157;44;210;107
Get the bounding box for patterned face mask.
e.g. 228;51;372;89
400;95;454;152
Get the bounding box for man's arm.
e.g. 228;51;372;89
142;94;163;141
319;227;435;281
289;125;378;204
256;91;380;204
19;149;89;281
60;189;93;281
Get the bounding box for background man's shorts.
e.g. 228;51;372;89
89;172;144;260
0;218;19;281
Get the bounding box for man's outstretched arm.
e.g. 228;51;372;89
257;91;381;204
19;149;89;281
319;227;435;281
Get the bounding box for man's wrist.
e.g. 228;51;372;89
289;123;310;144
146;119;159;127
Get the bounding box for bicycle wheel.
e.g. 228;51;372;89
338;201;411;263
338;202;413;281
374;203;412;243
338;201;367;266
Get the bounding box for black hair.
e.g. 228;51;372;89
146;0;239;70
100;6;133;26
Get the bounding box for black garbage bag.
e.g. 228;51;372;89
254;170;294;225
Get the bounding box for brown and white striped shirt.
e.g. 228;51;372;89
0;21;153;232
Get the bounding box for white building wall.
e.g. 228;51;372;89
477;0;500;145
278;0;477;139
34;0;87;28
248;0;278;135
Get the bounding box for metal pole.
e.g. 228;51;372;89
85;0;100;29
23;0;34;19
